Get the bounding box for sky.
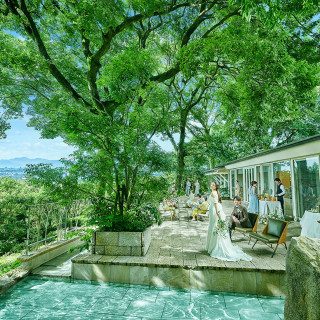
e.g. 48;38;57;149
0;117;75;160
0;116;174;160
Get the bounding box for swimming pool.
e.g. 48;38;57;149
0;277;284;319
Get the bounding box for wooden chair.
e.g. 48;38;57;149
159;200;176;221
196;209;209;221
234;212;259;243
249;218;288;257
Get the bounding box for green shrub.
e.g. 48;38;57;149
89;200;161;232
0;257;21;276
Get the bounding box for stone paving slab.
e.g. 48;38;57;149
0;277;285;319
33;199;300;280
70;199;296;273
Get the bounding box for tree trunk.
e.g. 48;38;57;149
175;114;187;192
176;149;185;192
125;167;138;211
116;184;122;215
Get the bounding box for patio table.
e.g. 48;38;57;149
300;210;320;238
259;200;283;219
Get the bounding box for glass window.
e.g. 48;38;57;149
244;168;255;201
273;161;292;217
236;169;243;199
231;170;235;198
262;165;272;196
294;157;320;218
256;166;261;194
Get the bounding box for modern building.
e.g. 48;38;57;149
205;134;320;220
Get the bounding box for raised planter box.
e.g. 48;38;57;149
17;236;83;271
92;226;151;256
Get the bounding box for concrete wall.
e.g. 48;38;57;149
72;255;286;296
18;236;83;271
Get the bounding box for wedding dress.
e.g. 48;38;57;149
206;195;252;262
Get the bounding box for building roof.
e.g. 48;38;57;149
208;134;320;172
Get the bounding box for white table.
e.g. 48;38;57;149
300;211;320;238
259;200;284;219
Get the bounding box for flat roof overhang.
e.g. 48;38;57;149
208;134;320;172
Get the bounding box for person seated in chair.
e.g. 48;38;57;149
191;194;202;212
229;196;252;238
192;196;209;221
186;190;195;208
159;197;171;212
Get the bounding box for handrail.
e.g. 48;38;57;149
25;199;90;256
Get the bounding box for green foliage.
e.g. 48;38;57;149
0;175;90;255
68;228;95;253
0;255;21;276
89;200;161;232
0;177;48;254
99;47;158;102
120;202;162;232
1;0;320;224
25;163;89;203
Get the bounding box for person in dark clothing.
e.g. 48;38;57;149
229;196;252;239
274;178;285;215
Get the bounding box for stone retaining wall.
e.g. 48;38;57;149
18;236;83;271
71;253;286;296
92;227;151;256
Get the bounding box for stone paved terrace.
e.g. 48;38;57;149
32;199;301;296
143;198;301;272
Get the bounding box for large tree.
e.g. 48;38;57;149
0;0;245;210
161;11;320;182
1;0;319;208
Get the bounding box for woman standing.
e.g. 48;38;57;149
194;180;200;195
206;181;252;261
248;181;259;213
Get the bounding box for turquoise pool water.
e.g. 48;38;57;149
0;277;284;319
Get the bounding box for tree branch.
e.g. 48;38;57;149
202;7;240;38
165;129;178;152
151;2;224;83
13;0;92;109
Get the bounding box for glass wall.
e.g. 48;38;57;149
231;170;236;198
256;166;261;194
294;157;320;218
237;169;244;199
244;168;254;201
273;161;292;217
262;165;272;196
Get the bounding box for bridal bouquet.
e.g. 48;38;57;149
213;218;229;238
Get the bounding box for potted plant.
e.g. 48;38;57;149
89;201;161;256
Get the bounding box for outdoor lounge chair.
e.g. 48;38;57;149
234;212;259;243
249;218;288;258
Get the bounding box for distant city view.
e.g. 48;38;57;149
0;167;25;179
0;157;62;179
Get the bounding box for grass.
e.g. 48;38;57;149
0;252;21;276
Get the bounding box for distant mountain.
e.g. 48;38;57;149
0;157;62;168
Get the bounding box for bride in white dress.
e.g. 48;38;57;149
206;181;252;262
